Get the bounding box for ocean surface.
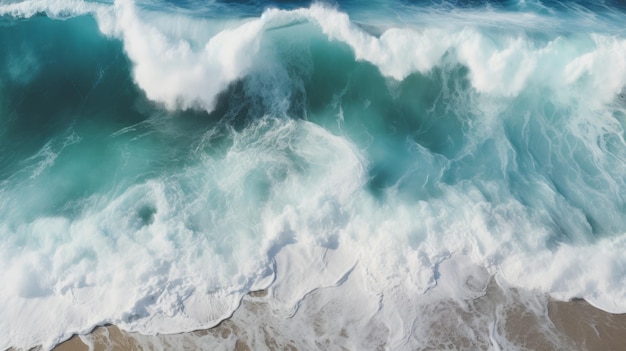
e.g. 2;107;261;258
1;0;626;349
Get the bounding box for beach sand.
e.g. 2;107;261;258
548;299;626;351
49;284;626;351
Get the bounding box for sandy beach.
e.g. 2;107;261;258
49;285;626;351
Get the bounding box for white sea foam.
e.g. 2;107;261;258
301;5;626;103
0;0;101;18
92;0;269;112
89;1;625;115
3;1;626;108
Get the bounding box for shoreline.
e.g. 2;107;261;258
48;287;626;351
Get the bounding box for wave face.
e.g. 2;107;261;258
1;0;626;349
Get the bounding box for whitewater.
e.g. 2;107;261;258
1;0;625;349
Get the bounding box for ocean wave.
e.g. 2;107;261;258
1;0;626;349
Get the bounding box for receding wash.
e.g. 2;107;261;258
1;0;625;349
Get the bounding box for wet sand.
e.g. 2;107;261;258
50;287;626;351
548;299;626;351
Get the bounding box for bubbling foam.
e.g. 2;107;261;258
0;117;370;350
